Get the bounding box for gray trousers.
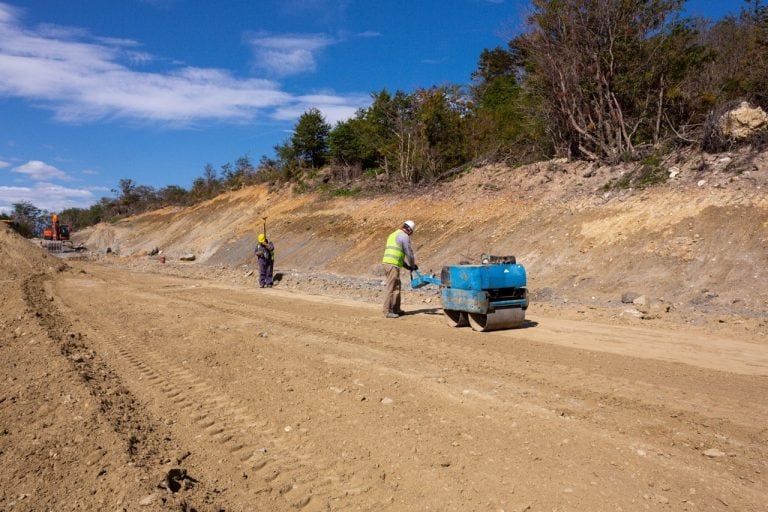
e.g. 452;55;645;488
383;264;401;314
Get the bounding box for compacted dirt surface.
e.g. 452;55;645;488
2;150;767;511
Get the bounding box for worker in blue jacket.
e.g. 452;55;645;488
255;233;275;288
381;220;417;318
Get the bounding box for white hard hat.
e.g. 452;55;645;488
404;220;415;231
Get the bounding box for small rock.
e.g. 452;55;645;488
381;397;393;405
621;292;640;304
697;179;707;187
139;494;157;506
703;448;726;458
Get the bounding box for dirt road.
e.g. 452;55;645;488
6;260;763;511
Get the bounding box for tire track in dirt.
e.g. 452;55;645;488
167;289;768;491
21;272;229;511
98;332;345;510
53;278;389;511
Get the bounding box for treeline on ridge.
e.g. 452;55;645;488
8;0;768;235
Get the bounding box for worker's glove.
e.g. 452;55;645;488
413;264;419;271
403;264;413;271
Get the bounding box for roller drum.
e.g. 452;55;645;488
444;309;469;328
468;308;525;332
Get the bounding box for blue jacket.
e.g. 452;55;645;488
255;241;274;261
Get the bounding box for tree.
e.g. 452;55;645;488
157;185;189;206
190;177;209;201
519;0;693;160
202;163;220;197
254;154;280;182
235;155;256;187
273;140;299;180
291;108;331;169
471;47;519;102
360;90;419;181
693;1;768;108
329;118;365;167
412;86;470;179
468;44;550;162
11;201;44;237
118;178;137;202
219;162;235;189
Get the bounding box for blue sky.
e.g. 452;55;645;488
0;0;740;213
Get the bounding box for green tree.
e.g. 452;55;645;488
291;108;331;169
694;1;768;107
468;44;549;162
412;86;470;179
274;139;299;180
329;118;365;166
157;185;189;206
361;90;419;181
11;201;44;237
190;177;209;201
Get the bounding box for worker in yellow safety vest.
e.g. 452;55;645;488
381;220;417;318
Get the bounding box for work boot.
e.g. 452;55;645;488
385;312;399;319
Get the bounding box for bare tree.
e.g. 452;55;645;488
521;0;689;161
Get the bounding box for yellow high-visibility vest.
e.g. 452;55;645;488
382;230;405;267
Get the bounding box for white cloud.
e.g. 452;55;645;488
248;33;334;77
12;160;71;181
0;182;95;212
0;2;19;23
0;4;366;125
273;91;369;124
0;159;10;168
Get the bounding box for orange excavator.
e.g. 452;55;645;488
43;214;71;241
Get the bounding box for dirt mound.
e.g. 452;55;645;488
0;225;65;276
0;226;225;510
